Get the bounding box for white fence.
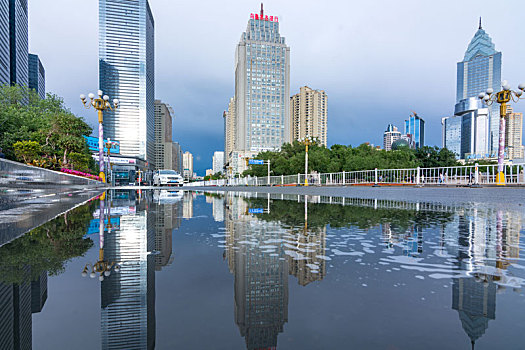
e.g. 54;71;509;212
185;163;525;187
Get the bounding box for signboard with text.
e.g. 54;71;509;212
249;208;264;214
84;136;120;154
249;159;264;165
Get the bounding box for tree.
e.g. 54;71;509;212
13;140;41;164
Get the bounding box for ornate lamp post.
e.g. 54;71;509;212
300;135;318;186
105;138;118;186
81;192;120;281
478;81;525;186
80;91;119;183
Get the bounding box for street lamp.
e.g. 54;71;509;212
81;192;120;281
105;138;118;186
80;91;119;183
300;135;318;186
478;80;525;185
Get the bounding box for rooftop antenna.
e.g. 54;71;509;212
479;17;482;29
260;3;264;18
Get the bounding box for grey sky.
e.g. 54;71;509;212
29;0;525;174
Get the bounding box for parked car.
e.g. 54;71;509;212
153;170;184;187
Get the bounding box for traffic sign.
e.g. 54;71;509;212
249;159;264;165
248;208;264;214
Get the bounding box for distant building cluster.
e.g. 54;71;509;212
221;6;329;176
441;21;523;161
0;0;45;96
383;112;425;151
382;20;524;163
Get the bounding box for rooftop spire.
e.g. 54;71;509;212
479;17;482;30
260;3;264;18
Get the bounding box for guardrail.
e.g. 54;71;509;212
186;162;525;187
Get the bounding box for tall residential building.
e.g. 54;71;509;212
505;106;524;160
100;0;155;167
224;97;236;163
457;20;501;155
442;97;489;160
234;5;290;155
28;53;45;99
404;112;425;149
0;0;9;84
212;151;224;174
183;151;193;179
383;124;401;151
154;100;174;170
9;0;28;86
290;86;328;146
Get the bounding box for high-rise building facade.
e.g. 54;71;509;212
457;21;501;155
9;0;28;86
234;5;290;154
153;100;174;170
224;97;236;163
290;86;327;147
183;151;193;179
100;0;155;166
212;151;224;174
442;116;462;158
171;142;183;174
505;106;524;160
28;53;45;99
0;0;9;84
383;124;401;151
404;112;425;149
442;97;489;160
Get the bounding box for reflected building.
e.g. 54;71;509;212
224;194;288;350
287;226;327;286
101;191;156;349
153;198;182;270
183;192;193;219
212;196;224;222
0;267;47;350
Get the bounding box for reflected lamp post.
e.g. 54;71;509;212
105;139;118;185
81;192;120;281
80;91;119;183
300;135;318;186
478;81;525;186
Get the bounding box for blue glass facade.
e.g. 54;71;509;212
457;24;501;155
99;0;155;166
9;0;27;86
442;116;462;158
28;53;45;99
404;113;425;149
0;0;9;84
235;9;290;152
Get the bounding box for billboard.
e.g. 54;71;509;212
84;135;120;154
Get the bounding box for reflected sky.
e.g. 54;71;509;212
0;189;524;349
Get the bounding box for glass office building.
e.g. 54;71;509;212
28;53;45;99
9;0;28;86
234;6;290;153
442;116;462;158
457;22;501;155
404;113;425;149
0;0;9;84
99;0;155;166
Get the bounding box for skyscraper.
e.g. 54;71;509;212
9;0;28;86
290;86;328;146
457;20;501;155
99;0;155;167
171;142;183;174
504;106;524;160
224;97;236;165
154;100;174;170
28;53;45;99
234;5;290;155
442;116;462;158
457;98;489;160
0;0;9;84
383;124;401;151
404;112;425;149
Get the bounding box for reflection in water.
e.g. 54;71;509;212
1;189;524;348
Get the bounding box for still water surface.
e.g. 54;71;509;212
1;189;525;349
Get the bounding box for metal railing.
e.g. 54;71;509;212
185;162;525;187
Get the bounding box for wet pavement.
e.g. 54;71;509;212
0;189;524;349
